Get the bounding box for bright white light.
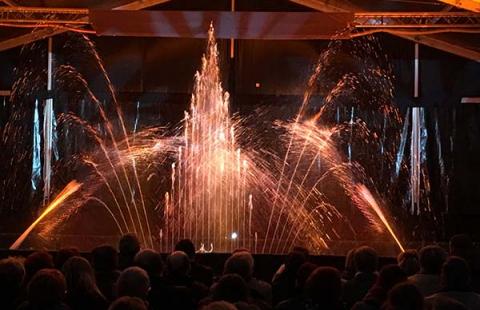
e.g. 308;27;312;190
231;232;238;240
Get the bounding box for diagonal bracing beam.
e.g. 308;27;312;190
0;0;170;52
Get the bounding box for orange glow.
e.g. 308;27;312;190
356;184;405;252
10;181;82;250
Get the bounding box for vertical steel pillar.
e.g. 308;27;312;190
42;37;54;206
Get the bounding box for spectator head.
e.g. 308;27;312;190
119;233;141;269
62;256;100;295
419;245;447;275
441;256;471;291
224;252;254;281
284;250;307;274
295;262;317;291
353;246;378;274
117;267;150;300
213;274;249;303
305;267;342;308
27;269;66;307
427;296;468;310
376;264;407;290
92;245;118;272
0;257;25;303
109;296;148;310
203;301;237;310
385;282;423;310
449;234;473;261
166;251;190;278
232;248;250;255
397;249;419;276
343;248;356;279
175;239;196;260
24;251;54;280
134;249;163;277
54;247;80;270
292;246;309;257
119;233;141;255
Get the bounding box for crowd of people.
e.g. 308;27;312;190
1;233;480;309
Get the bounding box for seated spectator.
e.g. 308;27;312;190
343;246;379;308
92;245;121;302
159;251;208;309
352;264;407;310
397;249;419;277
134;249;163;278
0;256;25;310
426;256;480;309
272;249;308;305
117;266;150;302
54;247;80;270
24;251;54;282
176;239;214;287
224;251;272;303
450;234;480;292
206;274;262;310
108;296;147;310
165;251;192;285
449;234;473;262
426;295;467;310
212;274;250;304
385;282;423;310
275;262;317;310
292;246;309;257
343;248;357;282
409;245;447;296
62;256;108;310
133;249;166;310
18;268;69;310
305;267;343;310
118;233;141;270
272;246;309;283
202;300;238;310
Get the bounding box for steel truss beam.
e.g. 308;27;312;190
0;7;88;25
354;12;480;28
290;0;480;61
0;0;170;51
0;8;478;30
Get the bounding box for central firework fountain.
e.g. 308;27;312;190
164;29;252;252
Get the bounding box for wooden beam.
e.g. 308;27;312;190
438;0;480;13
289;0;360;12
1;0;16;6
290;0;480;61
0;0;170;52
0;23;83;52
113;0;170;10
399;34;480;61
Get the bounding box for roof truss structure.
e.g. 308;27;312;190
0;0;170;51
291;0;480;61
0;0;477;60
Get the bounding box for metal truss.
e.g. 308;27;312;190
0;7;478;31
0;7;88;26
354;12;480;29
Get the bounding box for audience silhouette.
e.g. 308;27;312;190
4;232;480;310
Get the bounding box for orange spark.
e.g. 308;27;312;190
10;180;82;250
356;184;405;252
